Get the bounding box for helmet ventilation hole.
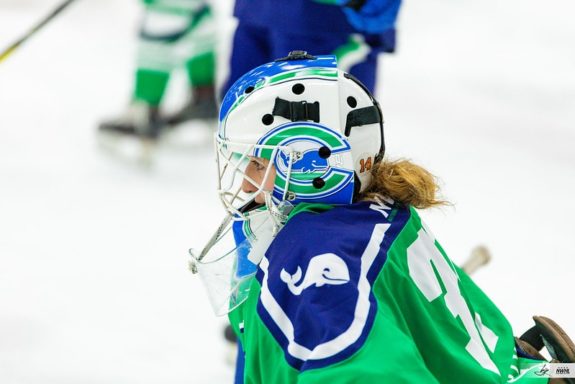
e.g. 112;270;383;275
262;114;274;125
245;86;255;94
312;177;325;189
292;83;305;95
318;146;331;159
347;96;357;108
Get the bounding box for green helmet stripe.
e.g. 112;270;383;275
268;68;337;85
259;126;345;159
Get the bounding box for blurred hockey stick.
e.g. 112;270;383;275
0;0;78;64
461;245;492;275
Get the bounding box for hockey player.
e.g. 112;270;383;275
191;53;575;383
99;0;217;140
222;0;401;96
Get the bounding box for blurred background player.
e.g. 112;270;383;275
99;0;217;140
222;0;402;96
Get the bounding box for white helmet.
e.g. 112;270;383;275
190;52;385;315
216;52;385;223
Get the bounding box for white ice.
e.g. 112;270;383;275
0;0;574;383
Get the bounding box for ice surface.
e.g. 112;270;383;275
0;0;574;383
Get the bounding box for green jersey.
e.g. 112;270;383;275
229;200;547;383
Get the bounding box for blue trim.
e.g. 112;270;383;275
234;341;245;384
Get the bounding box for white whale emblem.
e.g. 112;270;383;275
280;253;350;296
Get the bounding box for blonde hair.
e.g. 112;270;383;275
359;159;448;209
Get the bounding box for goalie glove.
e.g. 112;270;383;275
516;316;575;384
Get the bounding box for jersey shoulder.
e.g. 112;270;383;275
255;200;411;371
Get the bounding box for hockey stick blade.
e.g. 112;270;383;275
461;245;492;275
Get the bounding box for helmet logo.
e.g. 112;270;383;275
255;123;355;204
279;149;328;174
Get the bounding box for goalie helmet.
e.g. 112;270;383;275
216;51;385;222
191;52;385;315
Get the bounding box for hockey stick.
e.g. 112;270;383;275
461;245;492;275
0;0;78;64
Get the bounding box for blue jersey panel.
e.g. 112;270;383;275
255;201;410;371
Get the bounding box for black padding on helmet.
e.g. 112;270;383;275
343;73;385;162
272;97;320;123
344;106;381;137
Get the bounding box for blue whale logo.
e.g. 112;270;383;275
279;149;329;174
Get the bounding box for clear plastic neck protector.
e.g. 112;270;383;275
189;208;278;316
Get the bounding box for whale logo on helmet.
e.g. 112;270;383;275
278;149;329;174
254;122;355;204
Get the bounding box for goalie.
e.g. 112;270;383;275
191;52;574;383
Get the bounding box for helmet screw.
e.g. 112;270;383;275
292;83;305;95
347;96;357;108
262;114;274;125
318;146;331;159
312;177;325;189
286;191;297;201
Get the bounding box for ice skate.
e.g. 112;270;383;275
163;85;218;127
97;102;164;165
99;101;163;139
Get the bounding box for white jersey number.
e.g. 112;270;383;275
407;225;500;375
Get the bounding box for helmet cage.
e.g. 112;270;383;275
215;135;295;223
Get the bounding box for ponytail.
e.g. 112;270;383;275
360;159;448;209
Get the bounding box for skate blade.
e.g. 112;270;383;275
158;119;216;151
97;130;157;167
